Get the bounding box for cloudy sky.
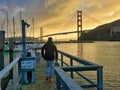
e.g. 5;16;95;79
0;0;120;39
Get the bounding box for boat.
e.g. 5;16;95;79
27;43;41;50
13;41;22;52
4;41;22;52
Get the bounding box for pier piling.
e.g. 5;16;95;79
9;38;14;79
0;31;5;71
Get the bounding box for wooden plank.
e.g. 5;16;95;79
54;67;83;90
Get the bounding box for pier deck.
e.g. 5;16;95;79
22;59;56;90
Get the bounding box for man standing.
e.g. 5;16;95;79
41;37;58;82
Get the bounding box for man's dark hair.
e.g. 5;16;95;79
48;37;52;42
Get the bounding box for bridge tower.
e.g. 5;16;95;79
40;27;43;41
77;11;82;40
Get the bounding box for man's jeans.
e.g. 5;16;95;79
46;60;54;78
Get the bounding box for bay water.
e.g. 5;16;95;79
56;41;120;90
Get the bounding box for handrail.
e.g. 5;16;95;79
0;57;20;90
54;67;83;90
0;57;20;80
62;65;102;71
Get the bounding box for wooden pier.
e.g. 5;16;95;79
21;58;56;90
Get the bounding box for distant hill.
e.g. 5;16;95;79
79;19;120;41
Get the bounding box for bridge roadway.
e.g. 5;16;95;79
22;58;56;90
37;30;89;38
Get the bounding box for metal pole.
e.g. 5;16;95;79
21;20;30;57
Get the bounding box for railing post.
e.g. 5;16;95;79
61;54;63;66
0;31;5;90
0;80;1;90
56;77;61;90
97;67;103;90
0;31;5;71
70;58;73;79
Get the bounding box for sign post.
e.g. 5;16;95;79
18;20;35;84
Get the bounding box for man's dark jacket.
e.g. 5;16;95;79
41;42;58;60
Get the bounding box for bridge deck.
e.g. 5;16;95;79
22;59;56;90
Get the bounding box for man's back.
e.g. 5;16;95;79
41;42;58;60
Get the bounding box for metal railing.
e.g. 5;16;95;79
54;50;103;90
0;57;21;90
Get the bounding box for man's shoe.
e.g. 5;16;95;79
46;77;49;80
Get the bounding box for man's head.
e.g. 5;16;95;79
48;37;52;42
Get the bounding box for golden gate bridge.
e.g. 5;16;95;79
37;10;101;41
38;11;83;40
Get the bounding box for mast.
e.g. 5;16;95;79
20;12;22;21
13;17;15;41
32;18;34;38
7;11;8;38
19;11;22;41
40;27;43;41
